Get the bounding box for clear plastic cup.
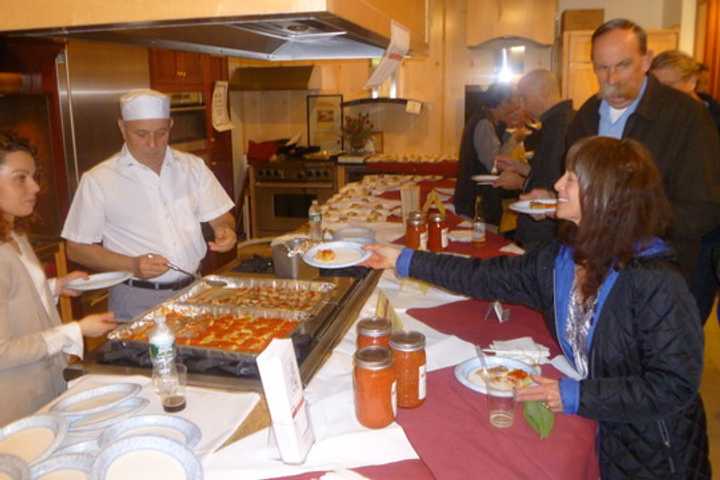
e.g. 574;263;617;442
486;382;515;428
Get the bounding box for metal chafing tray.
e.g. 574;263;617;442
173;275;339;317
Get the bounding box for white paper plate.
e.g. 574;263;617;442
51;383;142;418
0;414;69;465
56;435;101;456
0;454;30;480
91;435;202;480
30;453;94;479
302;241;371;269
99;415;201;450
471;174;499;184
65;272;132;291
509;199;558;215
69;397;149;433
454;356;540;397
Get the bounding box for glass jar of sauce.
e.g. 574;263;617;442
353;346;397;428
356;317;392;350
390;331;427;408
427;212;448;252
405;211;427;250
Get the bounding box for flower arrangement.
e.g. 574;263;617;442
343;113;374;152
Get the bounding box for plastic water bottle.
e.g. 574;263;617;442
308;200;322;241
149;314;176;377
472;195;486;246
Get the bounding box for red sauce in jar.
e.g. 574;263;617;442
353;347;396;428
356;318;392;350
405;211;426;250
427;212;448;252
390;331;427;408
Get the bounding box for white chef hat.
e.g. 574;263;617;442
120;89;170;121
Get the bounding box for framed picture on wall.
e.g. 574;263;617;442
307;94;343;153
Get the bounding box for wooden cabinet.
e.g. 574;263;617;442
466;0;557;47
561;29;679;108
149;48;205;91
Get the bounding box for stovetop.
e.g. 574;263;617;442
255;159;336;183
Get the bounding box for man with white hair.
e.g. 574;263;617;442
62;89;236;320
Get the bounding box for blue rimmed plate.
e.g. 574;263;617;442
0;454;30;480
30;453;94;479
0;414;68;465
51;383;142;417
91;435;202;480
99;415;201;450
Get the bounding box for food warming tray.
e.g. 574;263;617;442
174;275;338;317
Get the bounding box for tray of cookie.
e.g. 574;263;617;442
173;276;338;317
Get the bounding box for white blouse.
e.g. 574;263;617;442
13;233;83;358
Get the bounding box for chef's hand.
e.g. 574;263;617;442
362;244;403;270
495;155;531;177
520;189;557;220
209;225;237;253
133;253;170;278
78;312;117;337
515;375;564;413
55;271;89;297
493;171;525;191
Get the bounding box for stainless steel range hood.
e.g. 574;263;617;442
6;15;388;61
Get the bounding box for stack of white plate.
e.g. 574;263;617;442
1;382;203;479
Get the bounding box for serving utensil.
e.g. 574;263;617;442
475;344;489;377
166;262;226;287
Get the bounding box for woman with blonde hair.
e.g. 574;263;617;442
0;132;116;425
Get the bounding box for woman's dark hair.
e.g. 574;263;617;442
0;132;36;242
560;136;671;300
481;83;513;109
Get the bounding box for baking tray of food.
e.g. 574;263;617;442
107;303;309;362
173;275;339;316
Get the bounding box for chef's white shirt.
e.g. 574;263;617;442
61;145;234;282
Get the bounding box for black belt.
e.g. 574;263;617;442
123;276;194;291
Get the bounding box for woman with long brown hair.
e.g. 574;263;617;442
0;132;116;425
364;136;709;479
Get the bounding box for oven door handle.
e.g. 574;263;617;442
255;181;335;189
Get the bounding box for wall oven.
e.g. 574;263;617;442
169;91;208;152
251;161;337;237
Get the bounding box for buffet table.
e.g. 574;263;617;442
235;176;599;479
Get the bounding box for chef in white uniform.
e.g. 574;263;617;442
62;89;236;320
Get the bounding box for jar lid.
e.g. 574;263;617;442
389;331;426;351
408;211;424;221
428;212;443;222
357;318;392;337
354;346;393;370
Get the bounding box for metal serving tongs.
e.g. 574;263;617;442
166;262;226;287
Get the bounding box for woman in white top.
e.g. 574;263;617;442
0;132;116;425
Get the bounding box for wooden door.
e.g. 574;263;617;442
176;51;205;89
149;48;180;88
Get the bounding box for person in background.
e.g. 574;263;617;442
454;83;516;222
0;132;116;425
492;69;575;250
533;19;720;317
650;49;720;324
62;89;237;321
363;136;710;479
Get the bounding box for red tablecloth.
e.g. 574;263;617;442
399;300;599;480
280;179;599;479
280;459;435;480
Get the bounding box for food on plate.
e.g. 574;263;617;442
478;365;533;389
314;248;337;262
530;200;557;210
